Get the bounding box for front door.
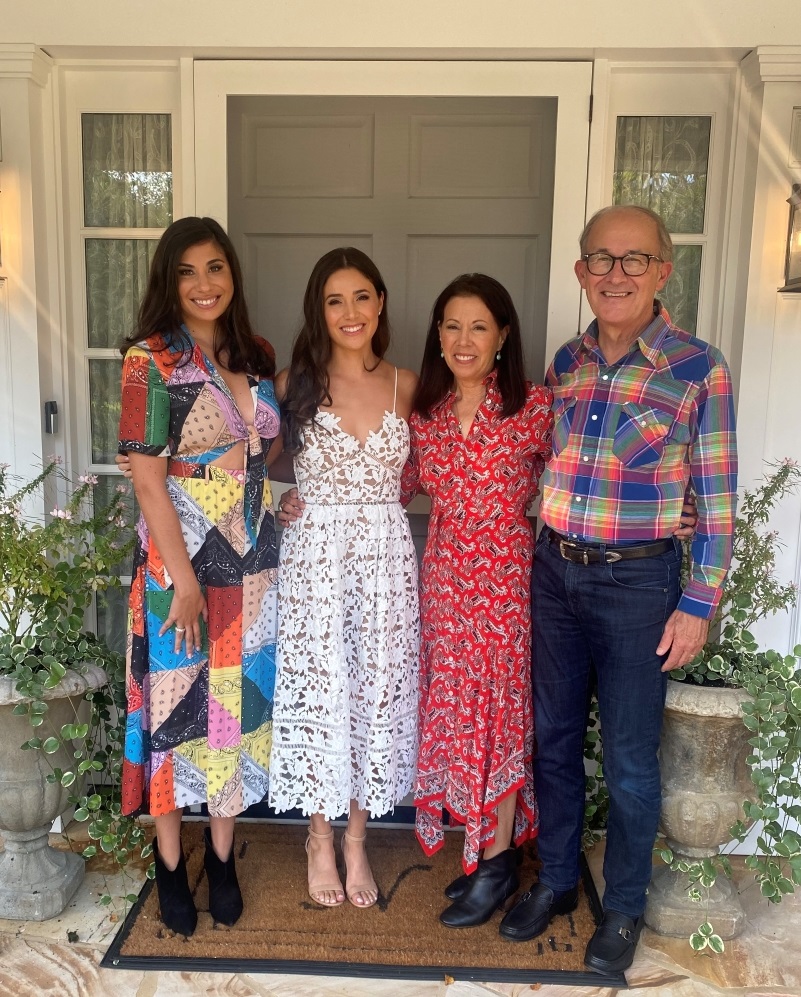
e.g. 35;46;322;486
227;95;557;376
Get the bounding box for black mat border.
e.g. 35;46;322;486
101;850;626;988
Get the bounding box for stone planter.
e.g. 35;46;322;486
645;681;756;940
0;664;107;920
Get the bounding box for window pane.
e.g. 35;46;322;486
660;245;702;334
613;116;710;234
82;113;173;228
96;584;129;657
86;239;158;348
89;359;123;464
94;473;137;576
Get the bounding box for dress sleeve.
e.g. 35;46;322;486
520;385;553;505
118;346;171;457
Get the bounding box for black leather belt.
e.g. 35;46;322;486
546;528;673;565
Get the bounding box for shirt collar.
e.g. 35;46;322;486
579;300;671;370
435;366;501;413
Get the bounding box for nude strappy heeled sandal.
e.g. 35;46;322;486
341;830;378;908
305;826;345;907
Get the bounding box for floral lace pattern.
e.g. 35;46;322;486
269;409;420;819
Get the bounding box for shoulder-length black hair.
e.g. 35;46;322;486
120;216;274;378
413;273;526;419
282;247;390;454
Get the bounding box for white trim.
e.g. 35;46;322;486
0;43;52;87
194;59;592;368
742;46;801;86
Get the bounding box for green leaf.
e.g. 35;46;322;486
689;933;708;951
42;737;61;754
708;934;725;954
60;771;76;787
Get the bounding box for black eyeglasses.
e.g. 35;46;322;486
581;253;662;277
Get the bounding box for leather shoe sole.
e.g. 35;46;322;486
498;883;578;942
584;911;643;975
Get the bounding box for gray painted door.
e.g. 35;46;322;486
227;95;557;377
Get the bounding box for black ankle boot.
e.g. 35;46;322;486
444;870;474;901
204;827;244;926
445;846;523;900
153;837;198;936
440;849;519;928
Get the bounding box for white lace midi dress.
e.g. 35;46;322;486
269;383;420;820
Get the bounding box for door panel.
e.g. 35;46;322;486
228;95;556;376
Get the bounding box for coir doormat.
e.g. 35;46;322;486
102;821;623;986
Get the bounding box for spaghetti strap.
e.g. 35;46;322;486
392;366;398;414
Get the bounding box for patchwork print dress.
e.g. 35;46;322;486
119;331;281;819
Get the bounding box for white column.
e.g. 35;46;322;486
0;44;55;486
733;47;801;653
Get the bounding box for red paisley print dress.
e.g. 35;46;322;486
401;374;553;872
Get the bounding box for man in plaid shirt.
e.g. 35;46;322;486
500;205;737;974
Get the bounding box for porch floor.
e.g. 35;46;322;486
0;828;799;997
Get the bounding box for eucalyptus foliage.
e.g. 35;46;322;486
0;459;149;904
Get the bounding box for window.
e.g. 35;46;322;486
80;112;172;652
613;115;711;333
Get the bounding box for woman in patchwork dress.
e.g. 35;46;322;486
118;216;281;936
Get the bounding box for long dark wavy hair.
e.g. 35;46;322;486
120;216;274;378
413;273;527;419
282;247;390;454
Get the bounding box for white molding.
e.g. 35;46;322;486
179;57;195;216
0;44;52;87
741;46;801;89
790;108;801;168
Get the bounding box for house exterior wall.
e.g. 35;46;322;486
0;3;800;651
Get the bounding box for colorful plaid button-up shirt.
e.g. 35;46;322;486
539;308;737;620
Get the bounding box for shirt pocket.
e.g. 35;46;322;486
612;402;674;468
551;395;577;457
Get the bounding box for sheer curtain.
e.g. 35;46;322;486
81;112;172;652
613;115;711;333
82;112;172;228
613;116;710;233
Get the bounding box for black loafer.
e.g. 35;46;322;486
584;910;643;975
498;882;578;941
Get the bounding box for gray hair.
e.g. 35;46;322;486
579;205;674;263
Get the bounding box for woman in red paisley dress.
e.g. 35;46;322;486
400;273;552;929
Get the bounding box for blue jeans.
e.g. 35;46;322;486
530;529;681;918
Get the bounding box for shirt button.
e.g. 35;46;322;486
602;374;609;380
575;496;582;502
583;456;589;462
640;420;647;426
591;414;598;421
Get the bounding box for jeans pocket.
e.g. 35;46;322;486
608;546;680;591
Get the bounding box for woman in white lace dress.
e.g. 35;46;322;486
268;248;420;909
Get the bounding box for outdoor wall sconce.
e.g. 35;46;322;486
780;184;801;292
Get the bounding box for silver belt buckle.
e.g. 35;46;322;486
605;550;623;563
559;539;590;565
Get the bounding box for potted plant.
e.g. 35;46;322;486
0;457;146;919
642;460;801;951
582;462;801;950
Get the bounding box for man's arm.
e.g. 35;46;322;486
657;355;737;670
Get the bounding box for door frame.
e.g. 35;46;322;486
193;60;592;368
